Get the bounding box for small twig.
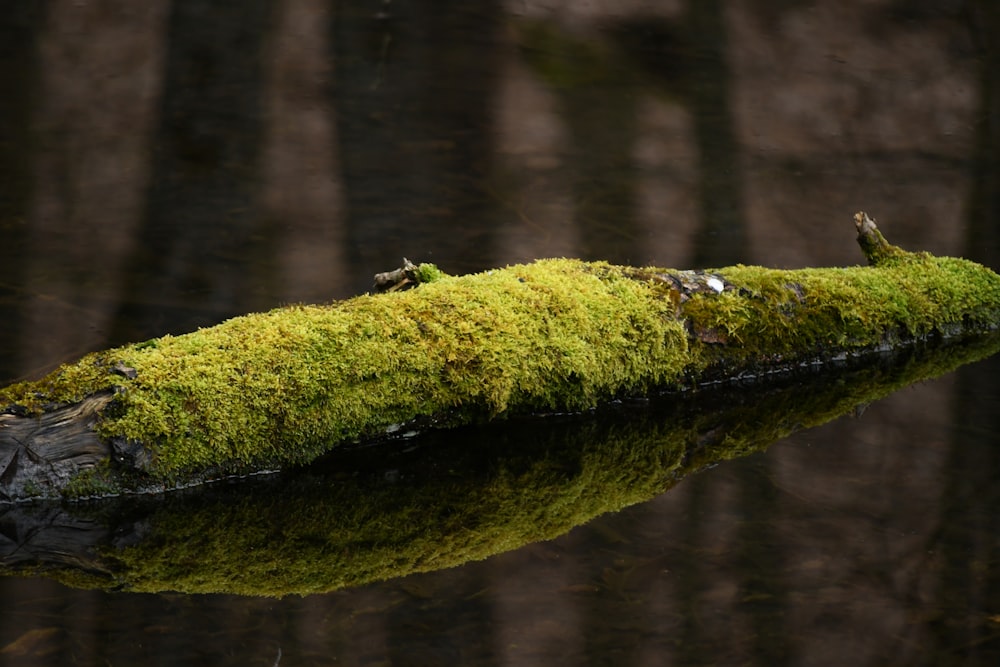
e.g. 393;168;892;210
854;211;909;266
373;258;420;293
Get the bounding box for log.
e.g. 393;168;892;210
2;212;1000;501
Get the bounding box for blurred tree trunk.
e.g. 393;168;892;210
113;0;278;343
561;66;641;265
685;0;747;267
930;4;1000;663
608;1;747;265
967;0;1000;268
0;1;46;381
331;1;503;295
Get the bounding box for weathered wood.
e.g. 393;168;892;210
0;394;111;501
2;213;1000;500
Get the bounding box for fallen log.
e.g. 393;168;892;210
2;212;1000;501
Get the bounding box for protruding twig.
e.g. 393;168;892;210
854;211;908;266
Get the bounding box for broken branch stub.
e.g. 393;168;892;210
854;211;910;266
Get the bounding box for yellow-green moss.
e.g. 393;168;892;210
414;262;446;283
3;245;1000;491
683;253;1000;371
1;260;691;481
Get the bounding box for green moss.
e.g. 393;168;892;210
415;262;446;284
680;253;1000;373
3;244;1000;493
0;351;120;414
2;260;690;482
61;464;129;499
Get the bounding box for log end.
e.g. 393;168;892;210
1;394;113;501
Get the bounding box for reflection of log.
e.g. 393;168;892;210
2;213;1000;501
2;335;998;596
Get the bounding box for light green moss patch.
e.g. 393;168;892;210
414;262;446;283
0;351;120;411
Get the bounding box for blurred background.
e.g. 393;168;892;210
1;1;999;665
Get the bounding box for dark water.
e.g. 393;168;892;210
2;1;1000;665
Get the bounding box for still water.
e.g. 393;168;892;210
2;1;1000;665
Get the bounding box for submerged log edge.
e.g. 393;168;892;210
3;212;1000;501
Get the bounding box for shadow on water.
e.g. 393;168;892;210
1;1;1000;665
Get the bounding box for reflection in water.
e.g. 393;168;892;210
0;1;998;665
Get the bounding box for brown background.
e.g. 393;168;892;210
1;1;998;665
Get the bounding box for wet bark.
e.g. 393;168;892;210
0;395;111;501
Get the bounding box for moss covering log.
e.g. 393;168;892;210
2;212;1000;500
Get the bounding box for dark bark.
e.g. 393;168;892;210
0;395;110;501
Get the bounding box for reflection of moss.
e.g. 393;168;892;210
102;428;688;596
9;333;999;597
